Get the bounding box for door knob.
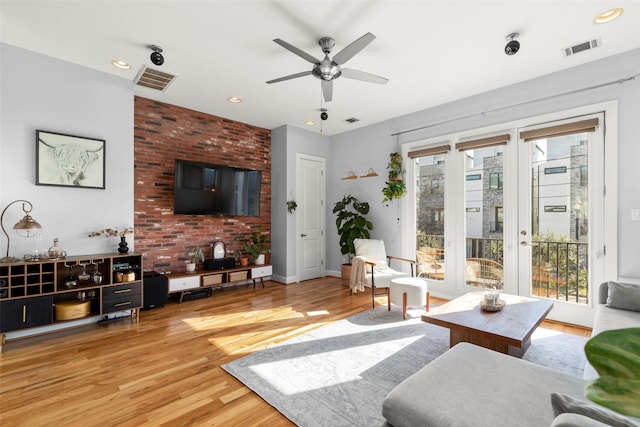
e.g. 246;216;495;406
300;233;307;237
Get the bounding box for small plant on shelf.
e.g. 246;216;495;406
244;226;269;262
234;249;249;266
185;246;205;263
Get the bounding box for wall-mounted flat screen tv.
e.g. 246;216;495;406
174;159;261;217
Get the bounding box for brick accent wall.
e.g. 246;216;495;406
133;96;271;273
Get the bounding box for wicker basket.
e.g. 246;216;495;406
55;300;91;320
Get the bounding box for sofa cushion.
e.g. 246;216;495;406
382;342;586;427
606;282;640;312
550;393;640;427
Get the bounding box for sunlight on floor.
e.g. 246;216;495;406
532;327;563;339
306;310;329;316
247;335;424;394
181;306;305;331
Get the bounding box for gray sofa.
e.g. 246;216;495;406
382;281;640;427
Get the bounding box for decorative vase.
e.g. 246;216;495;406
118;236;129;253
255;254;265;265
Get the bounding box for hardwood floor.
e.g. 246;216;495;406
0;278;590;426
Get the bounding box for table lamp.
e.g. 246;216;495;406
0;199;43;262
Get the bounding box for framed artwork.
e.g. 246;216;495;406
36;130;106;189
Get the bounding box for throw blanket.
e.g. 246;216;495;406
350;256;368;293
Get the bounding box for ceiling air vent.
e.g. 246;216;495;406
134;65;177;91
345;117;360;124
562;37;601;57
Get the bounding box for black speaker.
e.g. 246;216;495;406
204;257;236;271
142;271;168;310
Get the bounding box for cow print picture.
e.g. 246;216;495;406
36;130;105;189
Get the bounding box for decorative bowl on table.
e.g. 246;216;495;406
481;299;506;312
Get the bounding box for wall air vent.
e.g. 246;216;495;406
562;37;601;57
345;117;360;124
134;65;177;91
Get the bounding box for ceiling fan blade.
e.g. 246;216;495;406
266;71;313;84
332;32;376;65
322;80;333;102
273;38;320;64
341;68;389;85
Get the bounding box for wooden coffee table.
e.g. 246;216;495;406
422;291;553;358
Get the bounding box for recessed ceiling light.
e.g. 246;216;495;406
227;96;242;103
305;120;316;126
111;60;131;70
594;8;624;24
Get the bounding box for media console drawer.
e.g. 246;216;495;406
251;265;272;279
168;276;200;292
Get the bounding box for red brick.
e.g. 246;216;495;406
134;96;271;272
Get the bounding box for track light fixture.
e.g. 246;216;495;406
504;33;520;56
150;45;164;66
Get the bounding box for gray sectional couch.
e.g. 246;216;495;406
382;281;640;427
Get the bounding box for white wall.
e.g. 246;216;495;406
271;124;330;282
0;44;134;258
327;48;640;279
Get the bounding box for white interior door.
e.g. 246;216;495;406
296;154;325;281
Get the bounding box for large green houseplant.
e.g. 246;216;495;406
584;327;640;418
332;195;373;266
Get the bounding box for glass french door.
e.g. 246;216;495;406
517;114;605;324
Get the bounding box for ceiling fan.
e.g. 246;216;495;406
266;32;388;102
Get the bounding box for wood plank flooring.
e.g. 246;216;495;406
0;278;590;426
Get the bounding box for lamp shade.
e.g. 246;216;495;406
14;213;42;237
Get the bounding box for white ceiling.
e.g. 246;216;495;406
2;1;639;136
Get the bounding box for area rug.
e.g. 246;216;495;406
221;306;588;427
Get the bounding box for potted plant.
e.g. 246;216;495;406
382;180;407;203
234;249;249;267
382;152;407;202
185;246;205;272
244;226;268;265
332;195;373;279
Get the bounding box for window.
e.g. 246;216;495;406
431;179;440;194
432;208;444;224
544;166;567;174
466;207;480;212
492;206;503;232
581;165;588;186
489;172;503;190
466;174;481;181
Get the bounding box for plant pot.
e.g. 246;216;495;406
185;262;196;272
239;257;249;267
341;263;352;280
255;254;265;265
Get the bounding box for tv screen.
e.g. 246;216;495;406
174;159;261;216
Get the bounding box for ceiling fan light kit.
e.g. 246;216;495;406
267;32;388;102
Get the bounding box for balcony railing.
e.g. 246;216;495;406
416;234;589;304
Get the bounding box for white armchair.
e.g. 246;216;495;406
352;238;416;308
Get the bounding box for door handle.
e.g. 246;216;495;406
520;241;533;247
300;233;307;237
